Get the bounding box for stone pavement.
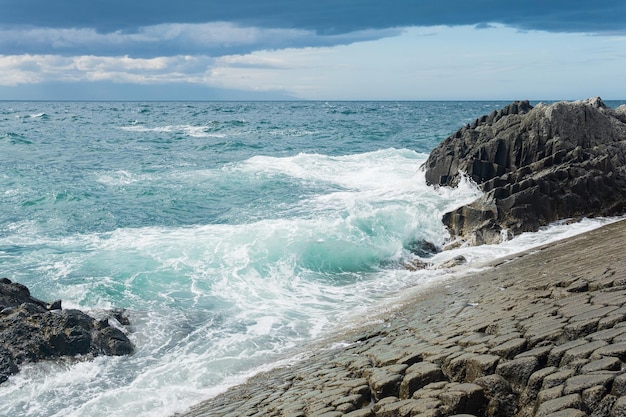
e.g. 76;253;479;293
178;219;626;417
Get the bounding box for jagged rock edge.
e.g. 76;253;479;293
421;97;626;247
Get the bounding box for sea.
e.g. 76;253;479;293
0;100;624;417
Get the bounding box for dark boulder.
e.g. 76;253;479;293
0;277;134;383
422;97;626;246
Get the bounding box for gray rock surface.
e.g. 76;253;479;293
0;277;134;384
422;98;626;246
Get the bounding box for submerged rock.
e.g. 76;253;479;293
422;97;626;246
0;277;134;384
403;239;440;270
406;239;440;258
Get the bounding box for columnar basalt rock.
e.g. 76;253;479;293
422;97;626;246
0;277;133;384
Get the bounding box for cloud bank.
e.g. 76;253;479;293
0;23;403;57
0;1;624;57
0;1;624;100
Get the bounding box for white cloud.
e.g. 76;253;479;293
0;25;625;100
0;54;215;86
204;25;626;99
0;55;45;85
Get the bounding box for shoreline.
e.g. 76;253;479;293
177;218;626;417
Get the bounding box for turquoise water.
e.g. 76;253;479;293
0;101;619;416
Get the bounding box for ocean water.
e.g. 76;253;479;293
0;101;621;417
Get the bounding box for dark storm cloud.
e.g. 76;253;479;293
1;0;623;33
0;0;623;57
0;23;404;57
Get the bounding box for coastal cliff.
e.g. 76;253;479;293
422;98;626;246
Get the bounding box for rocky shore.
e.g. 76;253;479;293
173;98;626;417
178;218;626;417
0;278;134;383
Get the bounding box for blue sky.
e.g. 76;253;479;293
0;1;624;100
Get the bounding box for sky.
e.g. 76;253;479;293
0;1;625;100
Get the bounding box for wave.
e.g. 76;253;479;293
119;123;321;140
1;214;617;417
119;124;226;138
3;132;33;144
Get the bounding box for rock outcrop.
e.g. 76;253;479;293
0;277;133;384
422;97;626;246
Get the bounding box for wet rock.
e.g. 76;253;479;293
371;396;399;413
438;382;486;415
444;353;500;383
94;325;135;356
611;374;626;397
535;393;582;417
559;340;608;366
611;396;626;417
489;337;527;359
590;394;617;417
474;374;516;417
406;239;440;258
344;410;373;417
438;255;468;269
404;258;431;271
582;385;609;412
543;409;586;417
399;361;446;399
111;308;131;326
563;373;616;395
580;357;622;373
0;346;18;383
590;343;626;361
542;369;576;390
495;356;540;394
366;364;407;401
373;398;419;417
0;277;134;384
422;98;626;246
